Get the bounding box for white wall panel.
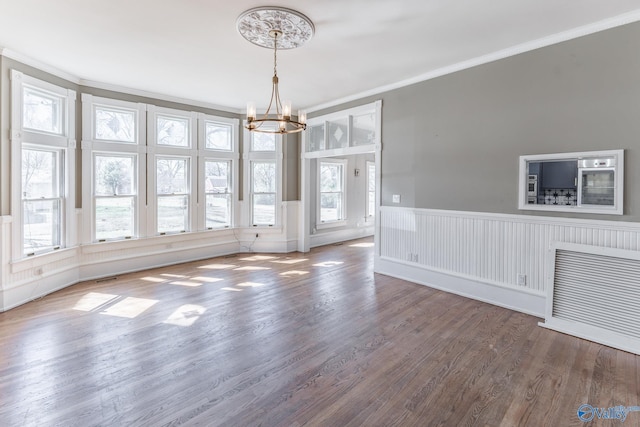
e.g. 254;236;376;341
379;207;640;296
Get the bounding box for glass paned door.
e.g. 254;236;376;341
580;169;615;206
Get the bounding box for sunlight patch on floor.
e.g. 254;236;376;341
233;265;271;271
141;276;167;283
72;292;119;312
238;255;279;261
280;270;309;276
163;304;206;327
100;297;158;318
313;261;344;267
190;276;223;283
221;287;243;292
160;273;187;278
271;258;308;265
199;263;237;270
349;242;374;248
237;282;265;288
170;280;203;287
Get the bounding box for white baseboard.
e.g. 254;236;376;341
2;268;80;311
375;256;546;317
310;226;374;248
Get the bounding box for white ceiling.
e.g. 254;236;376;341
1;0;640;112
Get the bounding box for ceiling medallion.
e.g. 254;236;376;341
237;7;314;134
236;7;314;50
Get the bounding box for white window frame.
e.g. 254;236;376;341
243;126;282;228
10;70;76;259
317;158;348;229
197;114;239;230
366;160;376;218
148;106;197;235
81;94;147;242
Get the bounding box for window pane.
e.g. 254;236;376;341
96;197;134;240
253;194;275;225
252;162;276;193
205;122;232;150
320;163;342;192
22;149;58;199
23;87;62;134
327;118;348;149
206;194;231;228
23;199;60;254
308;124;325;152
251;133;276;151
95;106;136;142
352;112;376;146
368;192;375;216
205;160;230;193
95;155;134;196
367;164;375;192
157;115;189;147
158;195;188;233
157;158;188;194
320;193;342;222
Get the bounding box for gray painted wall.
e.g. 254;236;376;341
311;21;640;222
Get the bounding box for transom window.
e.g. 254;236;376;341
22;85;64;135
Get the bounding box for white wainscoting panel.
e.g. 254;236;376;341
377;207;640;316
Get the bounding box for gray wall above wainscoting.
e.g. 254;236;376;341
310;21;640;222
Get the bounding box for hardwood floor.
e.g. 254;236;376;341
1;237;638;426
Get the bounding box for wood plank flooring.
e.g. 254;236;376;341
0;238;638;426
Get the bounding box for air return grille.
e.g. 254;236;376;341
551;248;640;346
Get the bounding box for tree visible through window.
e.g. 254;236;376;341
157;157;189;233
94;155;135;240
22;148;61;254
205;160;231;228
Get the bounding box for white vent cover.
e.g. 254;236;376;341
540;242;640;355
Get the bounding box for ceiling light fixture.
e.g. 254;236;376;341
237;7;314;134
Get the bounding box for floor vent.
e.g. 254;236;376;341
540;243;640;355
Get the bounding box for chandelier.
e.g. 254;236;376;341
237;7;314;134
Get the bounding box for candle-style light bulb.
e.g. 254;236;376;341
247;102;256;121
282;100;292;119
298;110;307;124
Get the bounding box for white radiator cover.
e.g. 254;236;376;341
541;242;640;355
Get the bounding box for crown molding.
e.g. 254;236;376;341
306;9;640;113
79;79;241;114
0;47;81;84
0;47;241;115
